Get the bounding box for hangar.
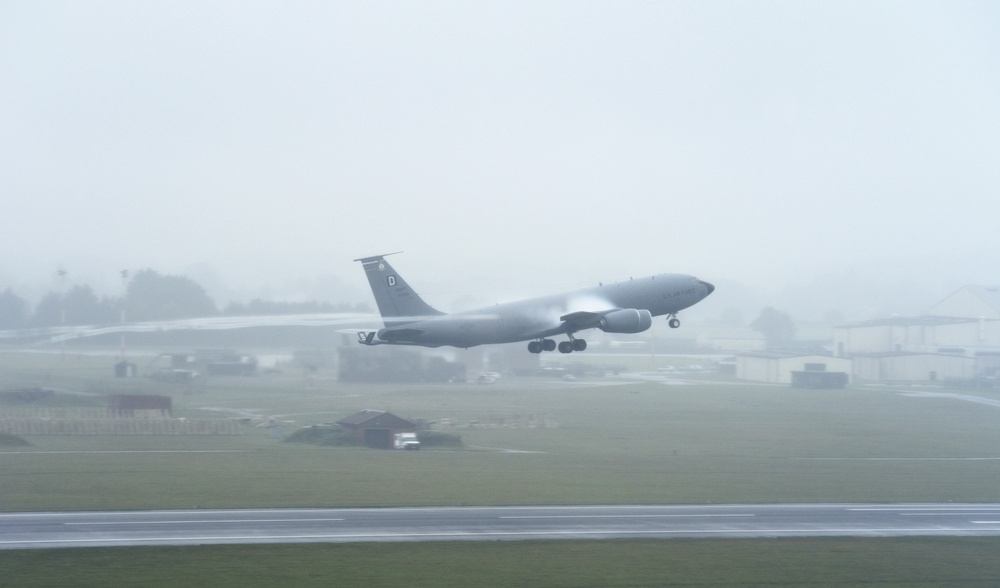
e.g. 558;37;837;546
852;352;975;382
830;285;1000;383
926;285;1000;319
832;315;996;356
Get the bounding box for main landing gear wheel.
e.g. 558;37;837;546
557;338;587;353
531;338;586;353
668;316;681;329
528;339;558;354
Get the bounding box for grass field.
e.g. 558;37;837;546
4;358;1000;510
2;538;1000;587
3;349;1000;585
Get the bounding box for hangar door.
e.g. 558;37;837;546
364;428;392;449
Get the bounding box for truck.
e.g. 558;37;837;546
393;432;421;450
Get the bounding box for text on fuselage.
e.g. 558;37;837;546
663;288;697;299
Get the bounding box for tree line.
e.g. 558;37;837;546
0;269;365;329
3;268;796;349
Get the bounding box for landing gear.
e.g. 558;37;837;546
559;336;587;354
668;314;681;329
528;338;558;354
529;337;587;354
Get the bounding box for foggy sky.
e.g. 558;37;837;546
2;1;998;320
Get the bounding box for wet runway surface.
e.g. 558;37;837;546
4;503;1000;549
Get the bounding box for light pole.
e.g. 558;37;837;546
120;270;129;362
57;268;67;359
57;268;67;326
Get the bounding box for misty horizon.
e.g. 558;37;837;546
3;2;997;325
0;255;991;329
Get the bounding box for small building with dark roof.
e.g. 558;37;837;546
336;410;416;449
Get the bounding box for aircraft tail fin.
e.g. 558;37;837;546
354;253;443;325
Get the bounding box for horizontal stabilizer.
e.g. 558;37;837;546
357;331;382;345
353;252;403;265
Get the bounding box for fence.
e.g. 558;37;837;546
0;408;242;435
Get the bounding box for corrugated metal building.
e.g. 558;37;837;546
832;316;997;356
926;285;1000;319
829;285;1000;382
852;352;975;382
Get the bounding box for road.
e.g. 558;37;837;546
3;504;1000;549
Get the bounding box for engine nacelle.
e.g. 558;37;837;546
598;308;653;334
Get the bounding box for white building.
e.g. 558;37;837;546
852;352;975;382
833;316;1000;357
829;285;1000;383
926;285;1000;319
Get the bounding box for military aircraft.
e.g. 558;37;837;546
355;253;714;353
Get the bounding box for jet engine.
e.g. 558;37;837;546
598;308;653;334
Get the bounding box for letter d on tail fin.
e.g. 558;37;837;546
354;253;443;326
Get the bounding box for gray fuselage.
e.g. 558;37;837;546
376;273;713;348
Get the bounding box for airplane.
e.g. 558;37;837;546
354;253;714;353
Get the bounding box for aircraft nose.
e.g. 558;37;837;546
698;280;715;296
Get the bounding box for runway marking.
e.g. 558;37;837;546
63;519;342;526
0;509;362;520
5;527;1000;547
0;450;253;455
849;507;1000;512
467;446;547;454
799;457;1000;461
898;512;1000;517
499;514;754;519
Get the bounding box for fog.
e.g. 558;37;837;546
2;1;998;322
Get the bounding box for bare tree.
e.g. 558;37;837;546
0;288;28;329
750;307;796;349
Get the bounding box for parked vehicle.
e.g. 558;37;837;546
393;432;421;450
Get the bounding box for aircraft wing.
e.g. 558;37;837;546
520;310;617;341
559;310;614;331
1;313;375;345
557;307;653;336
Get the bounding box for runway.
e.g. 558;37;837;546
3;504;1000;549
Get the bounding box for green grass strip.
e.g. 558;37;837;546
4;538;1000;587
